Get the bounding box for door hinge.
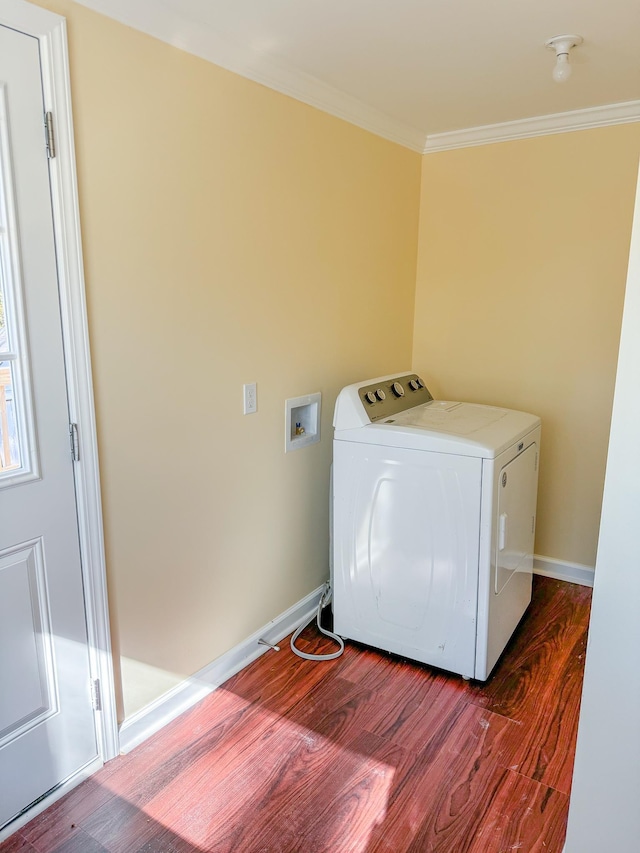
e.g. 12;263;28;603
44;111;56;159
69;422;80;462
90;678;102;712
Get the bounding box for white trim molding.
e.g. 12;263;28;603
72;0;640;154
119;584;325;754
71;0;426;152
110;556;594;756
424;101;640;153
533;555;595;588
0;0;117;759
38;8;118;766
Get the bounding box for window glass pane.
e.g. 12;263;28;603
0;360;20;470
0;86;35;484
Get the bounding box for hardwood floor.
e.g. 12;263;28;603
2;577;591;853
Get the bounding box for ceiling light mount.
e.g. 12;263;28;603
546;34;583;83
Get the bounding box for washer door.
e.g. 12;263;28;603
495;443;538;595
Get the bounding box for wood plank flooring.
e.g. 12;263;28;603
2;577;591;853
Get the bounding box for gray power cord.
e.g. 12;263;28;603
290;582;345;661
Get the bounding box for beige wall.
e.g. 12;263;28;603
413;125;640;568
30;0;640;722
36;1;422;717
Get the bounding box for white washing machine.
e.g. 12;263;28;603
332;372;541;681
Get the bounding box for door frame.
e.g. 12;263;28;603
0;0;118;777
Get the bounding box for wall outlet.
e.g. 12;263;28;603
243;382;257;414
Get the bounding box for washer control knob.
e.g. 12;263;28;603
391;382;405;398
416;377;425;388
365;391;377;404
409;379;420;391
375;388;386;401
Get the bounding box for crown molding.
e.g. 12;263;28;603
222;58;427;152
73;1;638;155
72;0;426;151
424;100;640;153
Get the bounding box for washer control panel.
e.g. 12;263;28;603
358;374;433;421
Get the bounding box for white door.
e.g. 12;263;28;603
0;23;97;830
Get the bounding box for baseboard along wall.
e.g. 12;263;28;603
118;584;325;754
533;555;595;588
118;556;593;755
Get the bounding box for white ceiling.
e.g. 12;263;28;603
75;0;640;151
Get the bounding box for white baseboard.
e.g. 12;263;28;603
118;584;325;754
117;559;592;754
533;555;595;588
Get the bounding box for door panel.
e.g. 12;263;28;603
0;24;97;829
0;541;57;746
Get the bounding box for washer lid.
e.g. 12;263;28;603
392;400;509;436
333;374;540;457
335;400;540;458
